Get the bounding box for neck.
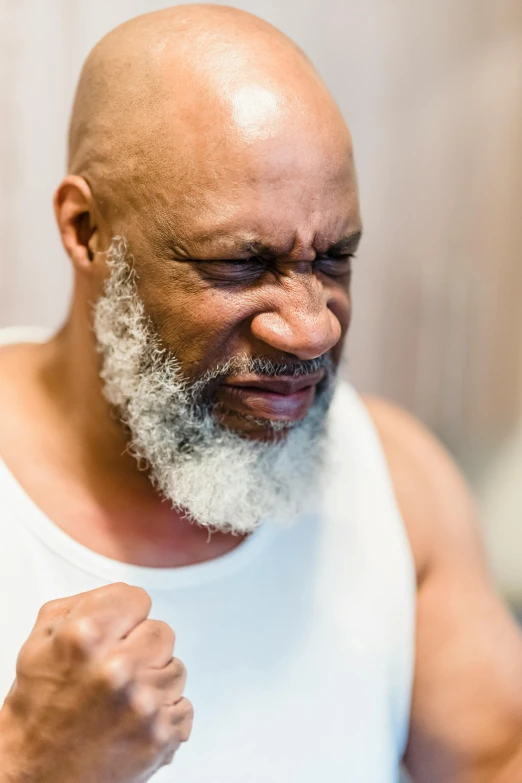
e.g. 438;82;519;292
48;289;139;489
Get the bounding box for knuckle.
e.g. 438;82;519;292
174;658;187;685
101;581;131;593
99;583;151;610
171;698;194;732
147;619;176;645
153;718;176;751
182;698;194;722
53;618;99;657
154;699;194;750
71;616;101;646
178;699;194;742
36;596;70;626
36;598;60;621
96;655;133;692
119;583;152;609
129;686;160;722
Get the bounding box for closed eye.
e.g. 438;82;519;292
186;253;354;284
314;254;355;278
195;257;268;283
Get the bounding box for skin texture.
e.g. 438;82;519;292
0;583;193;783
0;4;521;782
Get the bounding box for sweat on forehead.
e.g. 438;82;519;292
67;4;352;225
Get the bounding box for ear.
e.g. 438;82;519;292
53;175;104;272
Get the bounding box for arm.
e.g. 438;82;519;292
366;398;522;783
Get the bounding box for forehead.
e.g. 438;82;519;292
147;121;360;252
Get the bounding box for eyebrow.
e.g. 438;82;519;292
217;230;363;260
325;231;363;255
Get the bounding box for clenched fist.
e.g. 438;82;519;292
0;583;193;783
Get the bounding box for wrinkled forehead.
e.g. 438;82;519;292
132;101;359;252
93;46;359;250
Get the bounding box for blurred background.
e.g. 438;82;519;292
1;0;521;609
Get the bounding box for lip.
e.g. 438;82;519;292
221;369;326;396
217;369;326;423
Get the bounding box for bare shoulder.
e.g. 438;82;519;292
362;395;486;584
0;342;44;412
0;343;30;405
0;340;58;460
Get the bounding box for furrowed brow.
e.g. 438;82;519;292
326;231;363;254
235;240;276;257
169;229;363;261
236;231;363;259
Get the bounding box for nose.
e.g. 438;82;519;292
249;275;343;361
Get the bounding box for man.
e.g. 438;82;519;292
0;5;520;782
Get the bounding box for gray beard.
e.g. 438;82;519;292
93;236;336;535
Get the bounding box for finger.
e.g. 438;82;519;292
145;657;187;705
119;619;175;668
156;697;194;755
164;697;194;742
159;715;190;769
66;583;152;641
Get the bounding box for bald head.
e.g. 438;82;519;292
56;4;361;456
68;4;352;229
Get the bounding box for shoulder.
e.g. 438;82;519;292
362;396;485;585
0;342;44;413
0;339;59;476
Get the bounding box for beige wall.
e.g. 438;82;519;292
1;0;522;595
348;1;522;445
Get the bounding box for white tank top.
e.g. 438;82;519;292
0;327;415;783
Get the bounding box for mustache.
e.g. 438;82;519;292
189;353;335;400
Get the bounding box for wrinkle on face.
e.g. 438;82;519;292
65;4;361;387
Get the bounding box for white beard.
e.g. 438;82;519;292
93;236;336;535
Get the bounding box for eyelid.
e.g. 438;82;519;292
314;254;354;277
212;253;354;262
206;257;265;265
316;252;355;260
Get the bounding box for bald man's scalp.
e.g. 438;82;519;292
67;3;347;230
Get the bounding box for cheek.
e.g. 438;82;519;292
139;278;249;371
135;261;352;371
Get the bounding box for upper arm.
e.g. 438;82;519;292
365;398;522;783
